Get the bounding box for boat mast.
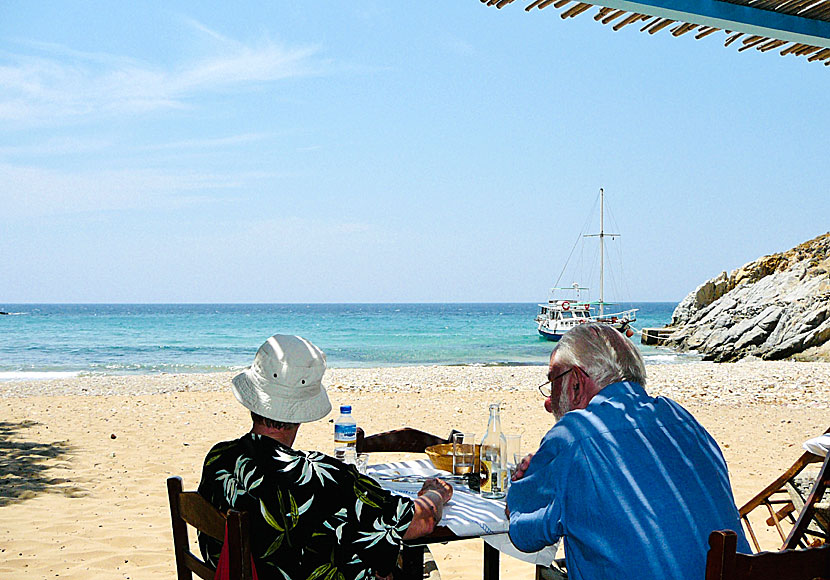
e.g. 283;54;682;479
599;188;605;317
585;188;618;318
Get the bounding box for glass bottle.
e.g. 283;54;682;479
479;403;506;499
334;405;357;452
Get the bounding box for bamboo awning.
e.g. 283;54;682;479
481;0;830;66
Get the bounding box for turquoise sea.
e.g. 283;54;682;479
0;303;686;379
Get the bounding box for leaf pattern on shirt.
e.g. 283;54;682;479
198;434;414;580
215;455;263;507
274;447;339;486
354;499;412;549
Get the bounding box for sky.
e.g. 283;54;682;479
1;1;828;304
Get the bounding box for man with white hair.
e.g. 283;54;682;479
507;323;749;580
198;334;451;579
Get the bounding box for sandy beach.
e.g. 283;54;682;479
1;361;829;579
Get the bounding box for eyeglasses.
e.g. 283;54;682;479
538;367;575;398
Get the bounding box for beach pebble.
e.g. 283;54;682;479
0;361;828;409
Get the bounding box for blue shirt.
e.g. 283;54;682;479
507;381;750;580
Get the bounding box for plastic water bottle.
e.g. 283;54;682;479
479;403;506;499
334;405;357;451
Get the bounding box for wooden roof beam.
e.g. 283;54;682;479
522;0;830;48
757;38;787;50
561;2;593;18
525;0;553;10
804;3;830;18
645;17;676;33
695;26;720;39
807;47;830;59
793;43;822;54
671;22;699;36
599;8;627;23
724;32;745;46
738;35;769;50
639;16;660;31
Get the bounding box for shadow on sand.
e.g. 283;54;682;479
0;420;77;507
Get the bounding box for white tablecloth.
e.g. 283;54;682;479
368;459;557;566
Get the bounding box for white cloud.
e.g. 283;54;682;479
444;37;475;56
0;26;324;126
0;136;112;156
0;162;255;216
142;133;270;151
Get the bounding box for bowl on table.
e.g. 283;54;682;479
425;443;480;473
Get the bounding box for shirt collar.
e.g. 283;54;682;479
589;380;646;406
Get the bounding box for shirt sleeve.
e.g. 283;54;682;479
345;472;415;575
509;500;564;552
506;421;576;552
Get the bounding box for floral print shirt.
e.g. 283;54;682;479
198;433;414;580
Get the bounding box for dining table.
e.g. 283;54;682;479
368;459;558;580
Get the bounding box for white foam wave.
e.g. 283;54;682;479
643;354;680;363
0;371;81;381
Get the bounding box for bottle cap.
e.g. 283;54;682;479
340;405;352;413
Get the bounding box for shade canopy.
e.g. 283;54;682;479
482;0;830;66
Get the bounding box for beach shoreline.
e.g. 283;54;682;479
2;360;829;408
1;362;829;579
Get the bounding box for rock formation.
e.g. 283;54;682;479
665;232;830;362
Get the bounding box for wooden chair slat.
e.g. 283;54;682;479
739;426;830;551
706;529;830;580
178;492;227;540
167;476;254;580
356;427;459;454
785;452;830;549
183;552;218;580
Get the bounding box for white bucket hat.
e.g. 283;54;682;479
231;335;331;423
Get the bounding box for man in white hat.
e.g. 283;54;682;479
198;334;451;579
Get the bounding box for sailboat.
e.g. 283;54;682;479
535;188;638;341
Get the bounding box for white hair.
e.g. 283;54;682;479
553;323;646;389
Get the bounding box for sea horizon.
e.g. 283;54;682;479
0;302;687;380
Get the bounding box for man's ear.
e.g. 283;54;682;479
570;370;593;409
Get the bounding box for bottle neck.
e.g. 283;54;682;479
487;408;501;435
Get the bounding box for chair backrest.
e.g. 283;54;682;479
167;476;254;580
785;452;830;549
739;427;830;551
356;427;459;453
705;530;830;580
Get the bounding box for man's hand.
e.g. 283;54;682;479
511;453;534;482
418;478;452;504
405;478;452;540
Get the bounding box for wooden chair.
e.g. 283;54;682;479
785;452;830;549
705;529;830;580
167;476;254;580
356;426;458;454
738;429;830;551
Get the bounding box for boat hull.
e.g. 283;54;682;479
537;327;564;341
536;313;637;342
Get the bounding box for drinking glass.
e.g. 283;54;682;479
502;434;522;484
356;453;369;475
452;432;476;476
335;446;356;465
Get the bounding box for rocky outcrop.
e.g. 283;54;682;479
665;232;830;362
